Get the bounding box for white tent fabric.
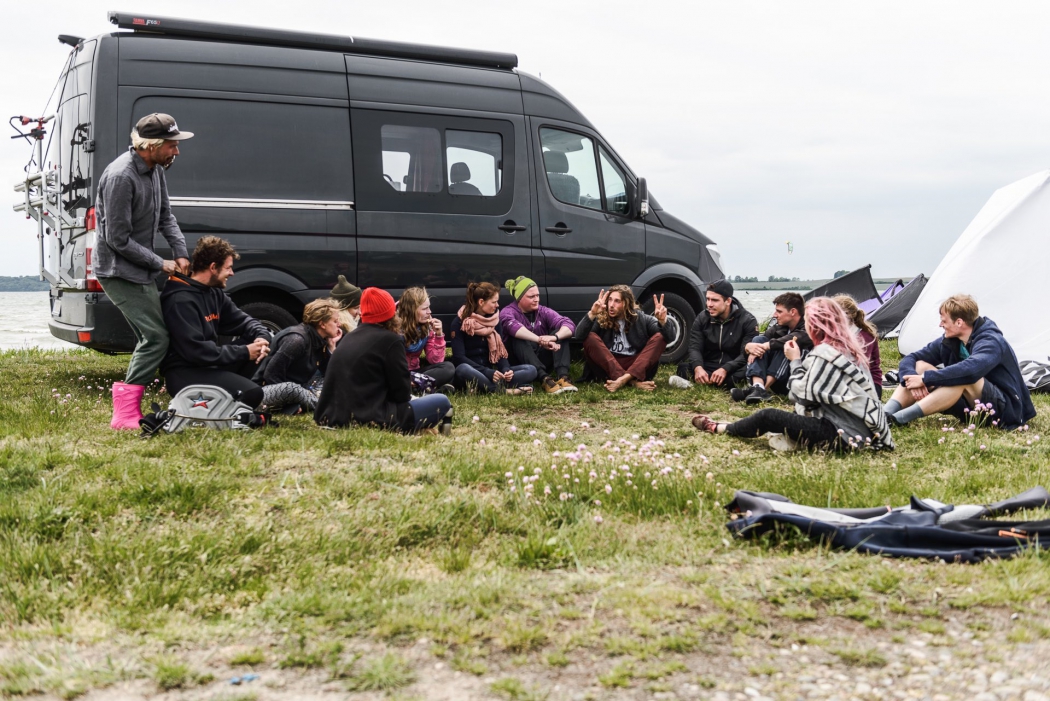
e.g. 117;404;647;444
899;170;1050;372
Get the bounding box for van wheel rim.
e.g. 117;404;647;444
663;312;684;351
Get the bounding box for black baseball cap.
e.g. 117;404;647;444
134;113;193;141
707;279;734;299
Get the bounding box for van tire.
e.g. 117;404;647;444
641;291;695;365
240;301;298;335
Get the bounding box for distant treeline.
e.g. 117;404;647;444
0;276;49;292
732;275;801;283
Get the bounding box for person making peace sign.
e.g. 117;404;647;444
573;285;674;392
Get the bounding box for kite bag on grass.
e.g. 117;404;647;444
140;384;271;437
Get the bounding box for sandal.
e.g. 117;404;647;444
505;386;534;396
691;414;720;433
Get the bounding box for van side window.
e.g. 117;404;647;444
539;128;602;211
381;125;442;193
447;130;502;197
599;147;629;215
353;109;515;216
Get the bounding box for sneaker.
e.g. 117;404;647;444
768;433;799;452
745;386;774;405
730;386;755;402
437;384;456;396
556;377;578;393
691;414;719;433
668;375;691;390
541;376;565;395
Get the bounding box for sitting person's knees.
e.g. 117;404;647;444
751;334;768;344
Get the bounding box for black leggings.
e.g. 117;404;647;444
726;408;840;448
164;360;264;410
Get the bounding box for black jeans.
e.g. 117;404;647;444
419;360;455;386
509;338;571;379
164;357;264;409
745;334;791;395
726;408;840;449
676;361;746;388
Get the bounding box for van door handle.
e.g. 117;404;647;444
545;223;572;235
498;221;527;232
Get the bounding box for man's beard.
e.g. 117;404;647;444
161;155;177;169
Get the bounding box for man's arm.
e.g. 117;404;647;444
156;169;189;261
573;313;596;341
98;173;164;271
923;337;1003;387
687;316;707;367
721;312;758;374
217;294;272;343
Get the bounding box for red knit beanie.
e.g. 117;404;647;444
360;287;396;324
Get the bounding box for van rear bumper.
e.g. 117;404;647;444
48;297;135;353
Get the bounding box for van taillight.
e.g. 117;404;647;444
85;229;102;292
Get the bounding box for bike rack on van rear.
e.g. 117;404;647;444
12;114;86;290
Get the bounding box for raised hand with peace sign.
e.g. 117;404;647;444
588;288;609;320
652;293;668;325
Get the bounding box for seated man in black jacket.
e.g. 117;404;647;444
672;279;758;390
160;236;275;409
732;292;814;404
575;285;673;393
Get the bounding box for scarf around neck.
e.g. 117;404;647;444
458;306;508;364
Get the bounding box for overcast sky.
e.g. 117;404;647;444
3;1;1050;279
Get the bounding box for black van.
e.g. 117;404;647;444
16;12;725;364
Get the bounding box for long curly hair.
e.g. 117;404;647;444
832;294;877;338
596;284;638;329
461;281;501;319
397;287;431;347
805;297;868;363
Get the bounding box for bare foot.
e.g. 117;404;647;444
604;373;633;393
631;380;656;392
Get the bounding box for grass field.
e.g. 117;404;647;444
1;344;1049;700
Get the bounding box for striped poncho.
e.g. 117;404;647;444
787;344;894;450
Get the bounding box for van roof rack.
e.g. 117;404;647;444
107;12;518;70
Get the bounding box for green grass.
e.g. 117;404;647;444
0;344;1049;695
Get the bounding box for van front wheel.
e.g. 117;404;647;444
239;301;298;336
641;291;695;365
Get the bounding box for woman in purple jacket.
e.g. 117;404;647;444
500;276;578;394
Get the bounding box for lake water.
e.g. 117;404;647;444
0;289;801;351
0;292;77;350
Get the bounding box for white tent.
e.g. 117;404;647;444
898;170;1050;373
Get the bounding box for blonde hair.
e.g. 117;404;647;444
302;298;339;328
596;284;638;329
833;294;877;338
130;130;165;151
397;287;431;347
939;294;979;325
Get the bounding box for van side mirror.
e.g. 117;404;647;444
634;177;649;218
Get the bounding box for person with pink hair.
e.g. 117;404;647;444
692;297;893;451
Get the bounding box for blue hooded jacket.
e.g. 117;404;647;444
899;316;1036;430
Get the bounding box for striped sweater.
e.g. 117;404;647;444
788;344;894;450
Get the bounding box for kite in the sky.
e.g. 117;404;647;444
786;241;794;254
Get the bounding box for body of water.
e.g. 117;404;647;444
0;292;78;350
734;289;803;322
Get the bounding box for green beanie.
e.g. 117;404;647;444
505;275;537;300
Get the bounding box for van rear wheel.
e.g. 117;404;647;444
240;301;298;335
641;291;695;365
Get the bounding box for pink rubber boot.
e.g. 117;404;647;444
110;381;145;430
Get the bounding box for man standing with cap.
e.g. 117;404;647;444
329;275;362;333
671;280;759;390
499;275;577;394
95;112;194;429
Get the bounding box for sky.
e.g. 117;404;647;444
3;1;1050;280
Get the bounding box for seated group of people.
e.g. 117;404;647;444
679;280;1035;451
151;237;1036;444
152;237;676;434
